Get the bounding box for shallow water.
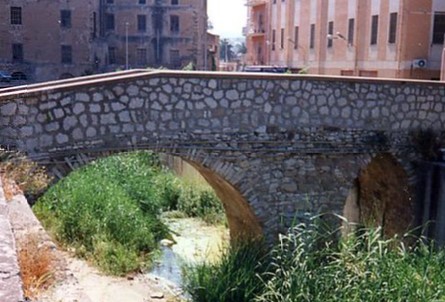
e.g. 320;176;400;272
150;246;184;286
148;217;229;288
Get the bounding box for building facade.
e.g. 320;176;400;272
246;0;445;80
245;0;270;66
0;0;208;82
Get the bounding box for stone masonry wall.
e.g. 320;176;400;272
0;71;444;240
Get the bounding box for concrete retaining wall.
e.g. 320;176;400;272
0;181;25;302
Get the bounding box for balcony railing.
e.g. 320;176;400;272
246;24;266;36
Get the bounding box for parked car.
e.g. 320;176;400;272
0;71;12;82
242;65;289;73
11;72;27;81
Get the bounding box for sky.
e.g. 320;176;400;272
208;0;247;39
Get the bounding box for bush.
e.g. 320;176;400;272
177;180;224;224
33;152;169;275
34;151;226;275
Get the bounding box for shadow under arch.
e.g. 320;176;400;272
343;153;415;238
38;150;264;244
185;160;264;243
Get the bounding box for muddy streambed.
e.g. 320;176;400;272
35;215;228;302
150;217;229;289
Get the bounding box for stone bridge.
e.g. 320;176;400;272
1;70;444;242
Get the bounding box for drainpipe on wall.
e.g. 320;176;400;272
441;46;445;81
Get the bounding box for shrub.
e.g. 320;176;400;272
34;151;226;275
177;180;224;224
33;152;169;275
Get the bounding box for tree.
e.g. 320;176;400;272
219;39;235;62
235;42;247;55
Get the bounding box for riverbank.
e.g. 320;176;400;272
7;190;176;302
7;188;228;302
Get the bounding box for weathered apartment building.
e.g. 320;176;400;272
0;0;208;82
246;0;445;80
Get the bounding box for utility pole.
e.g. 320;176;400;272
204;15;208;70
125;22;129;70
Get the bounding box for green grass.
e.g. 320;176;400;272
176;180;225;225
182;241;267;302
33;151;224;275
183;217;445;302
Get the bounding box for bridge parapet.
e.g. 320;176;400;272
1;71;444;241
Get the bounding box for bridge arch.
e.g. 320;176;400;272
40;148;265;243
343;153;415;238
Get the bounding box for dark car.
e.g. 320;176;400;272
242;65;289;73
0;71;12;82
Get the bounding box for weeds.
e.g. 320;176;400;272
176;180;224;225
183;217;445;302
0;150;51;200
33;153;169;275
17;235;55;300
34;151;225;275
182;241;267;302
256;221;445;302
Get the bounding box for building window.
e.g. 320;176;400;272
433;12;445;44
137;48;147;66
106;13;115;30
258;14;264;32
170;15;179;32
172;0;179;5
137;15;146;32
108;47;116;64
348;18;355;45
310;24;315;49
272;29;276;51
12;43;23;62
341;70;354;76
10;7;22;25
359;70;378;77
280;28;284;49
388;12;397;44
60;10;71;28
170;49;180;67
294;26;299;49
139;0;146;3
107;0;114;3
327;21;334;48
61;45;72;64
370;15;379;45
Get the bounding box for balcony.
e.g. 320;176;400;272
246;0;267;7
247;25;266;38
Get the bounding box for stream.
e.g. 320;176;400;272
34;216;228;302
148;217;229;292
